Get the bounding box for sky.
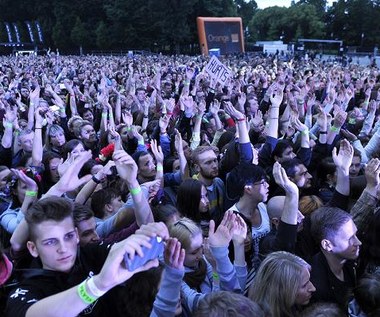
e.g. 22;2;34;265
255;0;334;9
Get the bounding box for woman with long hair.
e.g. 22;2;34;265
176;179;209;236
249;251;316;317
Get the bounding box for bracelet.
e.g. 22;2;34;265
268;117;279;120
143;114;148;119
35;127;42;130
330;126;340;133
236;117;246;122
4;122;13;129
156;163;163;172
319;131;327;134
77;280;97;305
92;175;101;184
130;186;142;196
25;190;37;197
86;277;106;298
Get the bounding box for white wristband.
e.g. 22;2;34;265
86;277;106;298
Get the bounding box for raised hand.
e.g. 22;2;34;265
209;99;220;116
11;168;38;191
237;92;247;108
150;139;164;165
272;161;298;194
54;150;92;193
122;111;133;126
174;129;184;156
364;158;380;192
231;213;247;246
164;238;185;270
208;210;237;247
332;139;353;174
270;86;284;107
225;102;245;120
112;150;138;185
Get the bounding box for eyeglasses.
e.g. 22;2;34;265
252;179;268;186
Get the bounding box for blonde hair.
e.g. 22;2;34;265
248;251;310;317
299;195;323;216
169;217;202;250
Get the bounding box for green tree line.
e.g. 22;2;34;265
0;0;379;52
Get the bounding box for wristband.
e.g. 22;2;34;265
126;126;132;132
4;122;13;129
301;129;309;136
35;127;42;130
330;126;340;133
236;117;246;122
156;164;163;172
92;175;101;184
86;277;106;298
348;118;356;124
130;186;142;196
138;140;145;145
143;114;148;119
101;113;107;118
77;280;97;305
25;190;37;197
319;130;327;134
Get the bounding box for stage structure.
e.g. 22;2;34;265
197;17;245;56
0;21;44;53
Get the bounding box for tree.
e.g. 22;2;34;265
248;6;288;41
326;0;378;46
234;0;257;27
95;21;112;49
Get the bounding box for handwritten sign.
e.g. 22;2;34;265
204;56;232;86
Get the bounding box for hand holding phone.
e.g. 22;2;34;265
124;236;164;271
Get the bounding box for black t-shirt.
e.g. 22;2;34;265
5;243;121;317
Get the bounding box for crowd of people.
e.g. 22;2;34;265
0;51;379;316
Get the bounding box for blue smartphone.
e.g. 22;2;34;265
124;236;164;271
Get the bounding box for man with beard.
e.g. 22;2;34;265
191;146;225;229
76;121;99;157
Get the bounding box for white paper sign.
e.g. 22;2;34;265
204;56;232;86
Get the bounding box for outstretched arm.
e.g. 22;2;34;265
21;223;167;317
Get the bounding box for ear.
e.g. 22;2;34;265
244;184;252;195
27;241;39;258
193;163;200;173
321;238;333;252
271;217;280;228
105;203;113;213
